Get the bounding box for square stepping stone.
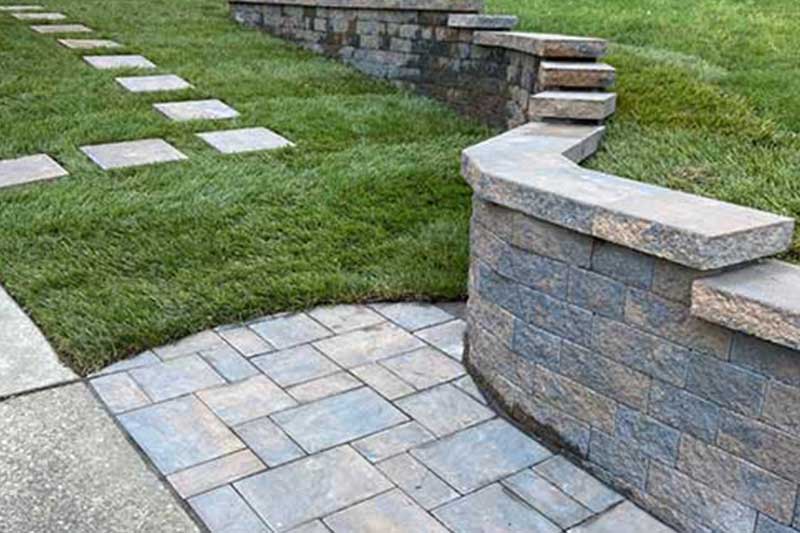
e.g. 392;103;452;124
234;417;305;467
196;375;296;426
371;302;453;331
83;54;155;70
308;304;385;334
90;372;150;414
287;372;361;403
250;313;331;350
12;11;64;20
415;319;466;361
502;469;593;528
434;484;560;533
380;346;464;390
314;322;424;368
189;486;270;533
411;419;552;493
167;449;264;498
216;324;273;357
252;344;339;387
128;354;224;402
30;23;91;33
0;154;67;189
58;38;122;49
395;383;494;437
235;446;392;531
80;138;187;170
376;455;459;510
352;421;434;463
324;490;449;533
118;395;244;475
154;99;239;122
272;387;407;454
0;5;44;11
197;127;293;154
116;74;192;93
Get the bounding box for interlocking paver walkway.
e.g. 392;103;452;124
91;302;677;533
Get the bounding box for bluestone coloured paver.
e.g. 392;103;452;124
154;329;227;360
503;469;593;528
308;304;385;333
533;455;623;513
395;383;494;437
116;74;192;93
376;454;459;510
380;346;464;389
58;38;121;49
372;302;453;330
89;372;150;414
234;416;305;466
83;54;155;69
189;486;269;533
196;374;296;426
30;23;91;33
250;313;331;349
129;354;224;402
0;154;67;189
235;446;392;531
324;489;449;533
453;374;488;404
11;11;64;20
80;138;187;170
352;421;434;463
314;321;424;368
93;350;159;376
287;371;361;403
118;395;243;475
199;344;260;382
415;319;466;360
198;127;294;154
568;501;676;533
351;363;415;400
252;344;339;386
289;521;330;533
167;449;264;498
216;324;273;356
154;99;239;122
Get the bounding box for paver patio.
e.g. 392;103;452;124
83;54;156;69
30;23;91;33
58;38;122;49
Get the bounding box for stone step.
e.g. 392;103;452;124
538;61;616;90
474;31;607;59
529;91;616;121
448;14;517;30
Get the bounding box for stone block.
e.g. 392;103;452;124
503;469;592;528
517;284;593;347
0;153;68;189
376;455;459;510
58;38;122;49
80;138;187;171
371;301;454;331
307;304;384;334
116;74;192;93
415;319;465;360
685;353;766;416
83;54;156;70
615;407;680;464
448;14;517;30
30;23;91;33
197;127;294;154
591;241;655;289
215;324;273;357
473;261;522;318
232;3;263;26
648;380;720;442
530;91;616;121
762;380;800;436
199;344;260;382
90;372;150;414
510;246;570;298
380;346;464;389
538;61;616;90
233;416;305;467
168;449;264;498
474;31;607;59
588;429;648;489
568;267;626;319
568;501;677;533
511;319;561;370
472;196;515;240
533;455;622;513
154;99;239;122
153;329;228;360
515;394;592;456
512;211;594;267
250;312;331;349
730;333;800;387
718;411;800;480
11;11;63;20
652;259;711;304
757;516;800;533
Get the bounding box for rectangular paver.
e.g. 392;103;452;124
153;329;227;360
502;469;593;528
533;455;623;513
568;501;676;533
324;489;449;533
252;344;339;387
116;74;192;93
198;127;293;154
167;449;265;498
129;355;224;402
371;302;453;331
196;375;296;426
376;454;459;510
199;344;260;382
0;154;67;189
90;372;150;414
83;54;155;69
415;319;466;360
234;416;305;467
307;304;385;334
250;313;331;350
154;99;239;122
189;486;269;533
395;383;494;437
314;322;424;368
58;38;122;49
30;23;91;33
351;363;415;400
12;11;64;19
235;446;392;531
352;421;435;463
287;372;361;403
80;138;187;170
380;347;464;390
216;324;273;357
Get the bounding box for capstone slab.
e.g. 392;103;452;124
58;38;122;49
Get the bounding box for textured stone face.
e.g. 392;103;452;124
447;14;517;30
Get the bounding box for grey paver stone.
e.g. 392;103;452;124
129;354;224;402
198;127;294;154
234;416;305;466
94;350;160;376
235;446;392;531
503;470;592;528
167;449;264;498
30;23;91;33
189;486;269;533
567;501;675;533
351;363;415;400
307;304;385;333
380;347;464;390
352;421;435;463
154;99;239;122
533;455;622;513
287;372;361;403
395;383;494;437
324;489;449;533
434;483;560;533
376;454;459;510
153;329;228;360
314;321;424;368
371;302;453;330
289;521;330;533
116;74;192;93
196;375;296;426
80;138;187;170
58;38;121;49
12;11;64;19
83;54;155;69
118;395;243;475
252;344;339;387
90;372;150;413
199;344;260;382
453;374;488;404
0;154;67;189
272;387;407;453
250;313;331;349
412;418;552;493
216;324;273;357
415;319;466;360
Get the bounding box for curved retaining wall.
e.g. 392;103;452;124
230;2;800;531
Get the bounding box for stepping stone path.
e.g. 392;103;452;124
0;153;67;189
80;138;187;170
58;38;121;49
83;54;156;70
116;74;192;93
91;302;676;533
154;99;239;122
11;10;63;20
198;127;294;154
30;23;91;33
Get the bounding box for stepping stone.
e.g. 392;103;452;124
0;5;43;11
154;99;239;122
324;490;449;533
80;138;187;170
83;54;155;70
0;153;67;189
197;127;293;154
12;11;64;20
58;38;122;49
116;74;192;93
30;23;91;33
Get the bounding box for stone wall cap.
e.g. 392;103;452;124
463;123;795;270
228;0;484;12
448;14;517;30
474;31;607;58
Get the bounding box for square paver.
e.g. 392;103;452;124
434;484;560;533
380;347;464;390
90;372;150;414
58;38;122;49
118;395;244;474
216;324;273;357
314;322;424;368
116;74;192;93
411;418;552;493
415;319;466;360
395;383;494;437
196;375;296;426
167;449;264;498
199;344;260;382
532;455;623;513
371;302;453;331
189;486;269;533
252;344;339;387
12;11;64;20
287;372;361;403
324;489;449;533
308;304;385;334
197;127;293;154
250;313;331;350
351;363;414;400
352;421;434;463
235;446;392;531
83;54;156;70
0;154;67;189
272;387;407;453
502;469;593;528
80;138;187;170
154;99;239;122
129;355;224;402
234;416;305;467
376;454;459;510
153;329;227;360
30;23;91;33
